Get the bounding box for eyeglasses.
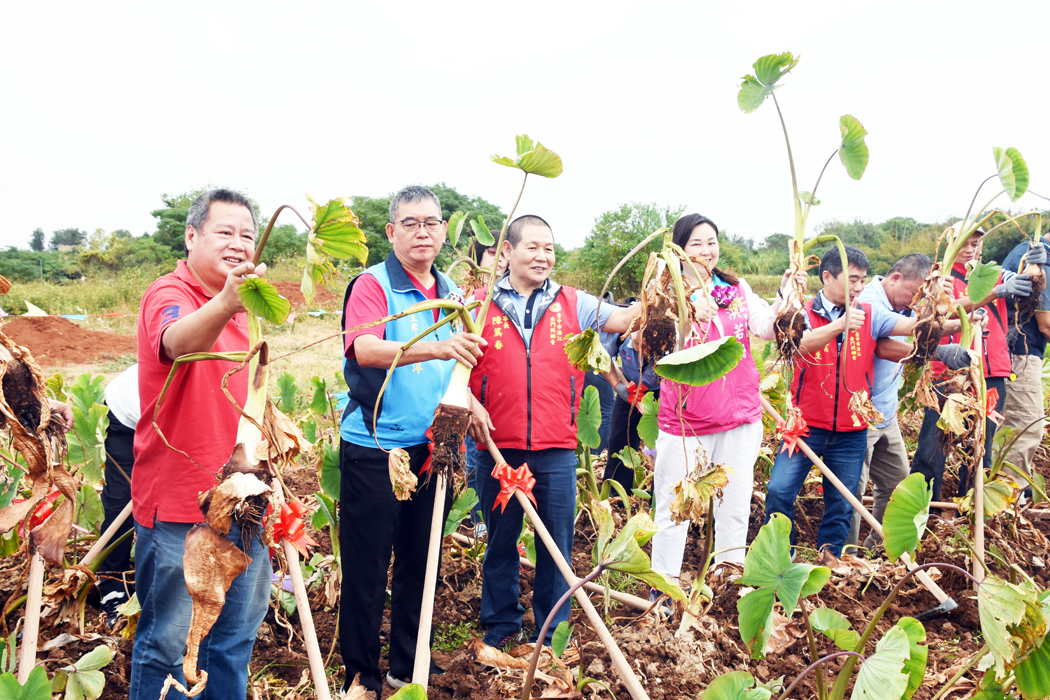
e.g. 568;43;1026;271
394;218;444;233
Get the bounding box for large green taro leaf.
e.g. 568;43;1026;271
737;514;830;658
737;52;799;113
882;473;932;563
838;114;870;180
491;134;563;178
238;277;291;325
655;335;744;387
993;146;1029;202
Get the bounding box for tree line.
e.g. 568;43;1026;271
3;186;1043;296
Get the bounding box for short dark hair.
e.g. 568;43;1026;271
389;185;441;222
819;245;869;279
887;253;932;281
506;215;552;248
186;189;257;233
671;213;719;249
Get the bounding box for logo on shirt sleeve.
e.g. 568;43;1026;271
161;305;180;323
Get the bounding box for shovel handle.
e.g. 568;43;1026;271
761;397;952;605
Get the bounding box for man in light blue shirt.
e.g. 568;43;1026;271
846;254;967;548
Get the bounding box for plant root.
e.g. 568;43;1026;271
429;404;472;485
1014;263;1045;328
906;265;954;367
774;305;807;363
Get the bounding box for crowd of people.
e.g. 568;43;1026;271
103;187;1048;698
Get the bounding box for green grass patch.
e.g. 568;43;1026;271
433;621;477;652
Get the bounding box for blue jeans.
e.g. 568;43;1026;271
130;519;271;700
765;427;867;556
477;448;577;646
464;436;485;527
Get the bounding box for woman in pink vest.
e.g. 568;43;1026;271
650;214;799;586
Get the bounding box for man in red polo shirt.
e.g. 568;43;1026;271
130;189;272;700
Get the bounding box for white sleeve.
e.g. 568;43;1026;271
742;279;776;341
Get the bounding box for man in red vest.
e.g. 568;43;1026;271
911;228;1034;500
467;215;639;648
765;246;925;557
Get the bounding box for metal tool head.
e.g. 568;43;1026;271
914;596;959;621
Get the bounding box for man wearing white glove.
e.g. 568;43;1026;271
998;236;1050;503
910;228;1028;501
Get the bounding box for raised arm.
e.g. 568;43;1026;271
161;262;266;361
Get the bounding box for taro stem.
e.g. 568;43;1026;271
828;563;980;700
521;566;606;700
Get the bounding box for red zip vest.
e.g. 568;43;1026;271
469;285;584;450
790;299;877;432
930;264;1010;378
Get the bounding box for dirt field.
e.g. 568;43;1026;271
3;312;1048;700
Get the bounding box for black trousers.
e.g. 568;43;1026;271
602;390;659;493
338;440;452;693
910;376;1005;501
98;410;135;600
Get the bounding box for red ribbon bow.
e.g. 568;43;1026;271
986;387;1004;426
626;382;648;405
492;462;537;513
776;410;810;457
269;498;318;557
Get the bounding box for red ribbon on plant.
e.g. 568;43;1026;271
13;487;61;536
986;387;1004;425
270;498;318;557
777;409;810;457
420;425;467;475
492;462;537;513
625;382;647;404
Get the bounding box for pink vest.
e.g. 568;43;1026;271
658;287;762;436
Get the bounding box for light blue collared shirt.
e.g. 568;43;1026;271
857;277;906;429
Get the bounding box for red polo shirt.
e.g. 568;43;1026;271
132;260;249;527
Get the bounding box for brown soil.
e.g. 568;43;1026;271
1;316;136;367
15;403;1050;700
271;281;339;310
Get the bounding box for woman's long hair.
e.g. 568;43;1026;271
671;213;739;286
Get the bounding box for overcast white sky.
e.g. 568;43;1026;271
3;1;1049;253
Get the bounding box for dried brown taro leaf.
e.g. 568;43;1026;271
197;472;271;536
255;400;312;467
0;478;48;534
0;332;52;438
468;637;531;670
343;675;376;700
42;565;95;631
388;448;416;501
30;496;74;565
182;523;251;684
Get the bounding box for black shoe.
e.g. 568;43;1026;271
100;592;128;628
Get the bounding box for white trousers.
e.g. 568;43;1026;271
651;421;762;578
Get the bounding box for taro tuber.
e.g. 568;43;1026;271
906;264;954;367
182;523;251;684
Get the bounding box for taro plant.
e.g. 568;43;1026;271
705;472;1050;700
737;51;869;363
906;148;1031;367
520;511;685;700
